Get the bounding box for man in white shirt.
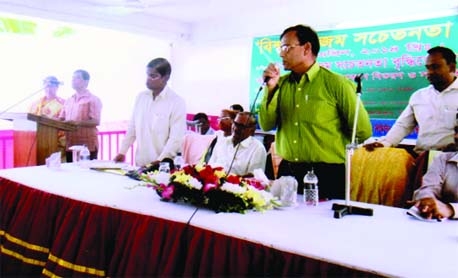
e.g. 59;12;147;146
412;125;458;220
192;112;216;135
114;58;186;167
366;46;458;153
208;112;266;177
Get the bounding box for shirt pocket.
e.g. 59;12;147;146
299;99;337;125
440;104;458;129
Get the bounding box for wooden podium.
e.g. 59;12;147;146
26;113;77;165
0;112;37;167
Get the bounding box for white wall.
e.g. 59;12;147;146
0;12;172;128
171;37;254;116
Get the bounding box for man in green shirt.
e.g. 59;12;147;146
258;24;372;199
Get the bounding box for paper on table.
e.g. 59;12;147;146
406;206;442;222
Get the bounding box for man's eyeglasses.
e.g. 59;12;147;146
218;116;232;121
233;121;253;129
277;43;303;53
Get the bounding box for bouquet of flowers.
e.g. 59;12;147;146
138;163;275;213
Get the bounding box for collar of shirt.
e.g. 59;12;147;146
287;62;319;84
238;136;255;148
73;90;91;101
443;76;458;93
448;152;458;164
152;86;170;100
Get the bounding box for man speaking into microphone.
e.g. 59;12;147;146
258;24;372;200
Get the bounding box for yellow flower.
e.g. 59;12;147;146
214;169;226;179
173;172;191;184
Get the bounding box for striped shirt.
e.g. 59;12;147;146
59;91;102;152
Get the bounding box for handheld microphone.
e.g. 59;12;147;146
263;76;271;85
257;76;271;91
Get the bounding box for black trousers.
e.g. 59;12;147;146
277;160;345;200
65;150;98;163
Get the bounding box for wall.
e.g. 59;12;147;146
171;38;254;116
0;13;172;129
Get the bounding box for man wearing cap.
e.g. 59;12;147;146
29;76;65;119
29;76;66;155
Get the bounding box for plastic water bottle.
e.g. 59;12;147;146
79;145;90;168
303;169;319;206
174;152;184;170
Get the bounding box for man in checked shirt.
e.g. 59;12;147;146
59;69;102;162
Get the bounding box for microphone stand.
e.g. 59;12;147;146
0;86;46;117
332;74;373;218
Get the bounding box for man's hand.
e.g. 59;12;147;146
263;63;281;93
114;154;125;163
363;141;385;151
409;197;454;220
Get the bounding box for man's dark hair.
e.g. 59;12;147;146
280;25;320;56
230;104;244;112
74;69;90;81
427;46;457;65
147;58;172;77
193;112;209;122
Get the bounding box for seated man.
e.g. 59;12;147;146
201;109;237;164
365;46;458;153
411;124;458;220
193;112;215;135
207;111;266;177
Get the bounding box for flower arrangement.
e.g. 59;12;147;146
138;164;275;213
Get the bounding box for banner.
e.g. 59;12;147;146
250;15;458;137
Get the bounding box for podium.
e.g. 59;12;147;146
0;112;37;167
0;113;77;166
27;113;76;165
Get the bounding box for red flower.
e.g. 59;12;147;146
197;165;222;186
245;178;266;190
226;174;242;185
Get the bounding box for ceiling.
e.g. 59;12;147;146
0;0;457;42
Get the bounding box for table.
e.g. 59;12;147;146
1;164;457;277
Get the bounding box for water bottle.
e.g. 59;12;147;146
79;145;91;168
158;162;170;173
303;169;319;206
174;152;184;170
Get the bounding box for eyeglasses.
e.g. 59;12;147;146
277;43;303;53
218;116;232;121
233;121;253;129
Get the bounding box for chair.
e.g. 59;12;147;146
182;133;216;165
350;147;416;208
186;120;202;134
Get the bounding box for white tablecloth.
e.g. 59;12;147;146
1;163;457;277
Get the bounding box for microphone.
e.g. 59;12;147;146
354;73;363;94
258;76;271;91
263;76;271;85
251;76;271;113
0;86;46;117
